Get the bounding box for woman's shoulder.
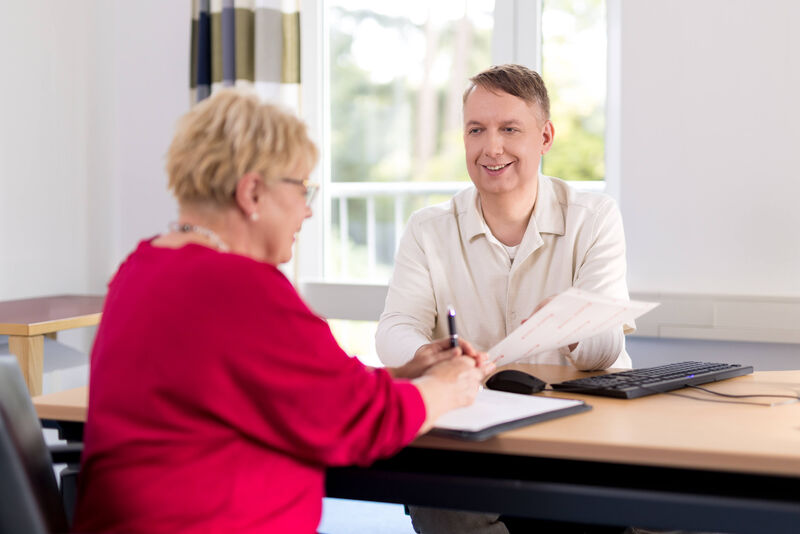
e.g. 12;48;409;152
113;239;313;318
194;247;294;292
121;239;292;295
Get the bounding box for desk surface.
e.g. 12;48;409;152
32;385;88;423
0;294;104;336
32;364;800;478
415;364;800;478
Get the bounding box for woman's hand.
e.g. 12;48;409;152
389;337;490;379
411;353;495;435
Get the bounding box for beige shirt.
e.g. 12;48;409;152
376;175;634;371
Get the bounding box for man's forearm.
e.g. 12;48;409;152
562;326;625;370
375;318;431;367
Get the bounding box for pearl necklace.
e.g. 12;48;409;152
169;222;230;252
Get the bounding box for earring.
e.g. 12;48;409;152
250;212;260;222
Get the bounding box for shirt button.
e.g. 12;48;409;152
511;312;517;319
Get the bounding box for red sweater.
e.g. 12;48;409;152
73;240;425;533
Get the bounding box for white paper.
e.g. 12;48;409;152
434;388;584;432
488;288;659;366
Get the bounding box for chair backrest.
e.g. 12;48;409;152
0;356;69;533
0;418;49;534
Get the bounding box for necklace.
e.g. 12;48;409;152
169;222;230;252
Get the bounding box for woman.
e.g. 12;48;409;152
73;90;492;533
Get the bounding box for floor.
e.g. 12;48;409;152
319;498;417;534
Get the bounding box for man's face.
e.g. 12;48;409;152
463;85;553;196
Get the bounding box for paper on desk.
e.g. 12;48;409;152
434;388;584;432
488;288;659;365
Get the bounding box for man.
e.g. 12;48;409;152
376;64;635;533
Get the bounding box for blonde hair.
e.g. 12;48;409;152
166;89;318;205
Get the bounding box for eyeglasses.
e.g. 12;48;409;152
279;178;319;206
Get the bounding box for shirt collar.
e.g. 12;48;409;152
460;175;566;242
529;175;566;237
461;187;487;240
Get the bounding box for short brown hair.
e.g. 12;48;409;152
166;89;318;206
463;64;550;121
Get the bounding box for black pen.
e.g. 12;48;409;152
447;306;458;348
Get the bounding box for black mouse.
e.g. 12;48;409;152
485;370;547;395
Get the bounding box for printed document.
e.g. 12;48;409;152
488;288;659;365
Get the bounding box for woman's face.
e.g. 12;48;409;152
255;165;313;265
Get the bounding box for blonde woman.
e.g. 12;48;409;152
73;89;492;534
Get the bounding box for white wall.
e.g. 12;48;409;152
0;2;92;300
86;1;190;293
0;1;188;297
618;0;800;298
0;1;189;352
616;0;800;367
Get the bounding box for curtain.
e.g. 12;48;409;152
190;0;301;111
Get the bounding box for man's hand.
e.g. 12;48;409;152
530;295;554;315
390;337;492;379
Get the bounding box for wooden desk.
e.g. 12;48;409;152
329;364;800;533
32;385;88;423
0;295;104;395
420;363;800;477
32;365;800;532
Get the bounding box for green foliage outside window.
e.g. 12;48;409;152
329;5;493;185
542;0;606;181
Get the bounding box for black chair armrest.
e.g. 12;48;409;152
49;443;83;464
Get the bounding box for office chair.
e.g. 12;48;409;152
0;355;82;533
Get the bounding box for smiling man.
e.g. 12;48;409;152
376;63;634;534
378;63;633;370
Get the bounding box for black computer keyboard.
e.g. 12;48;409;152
550;361;754;399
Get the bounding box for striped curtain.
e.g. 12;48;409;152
190;0;301;111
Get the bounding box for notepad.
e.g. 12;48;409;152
430;389;590;441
